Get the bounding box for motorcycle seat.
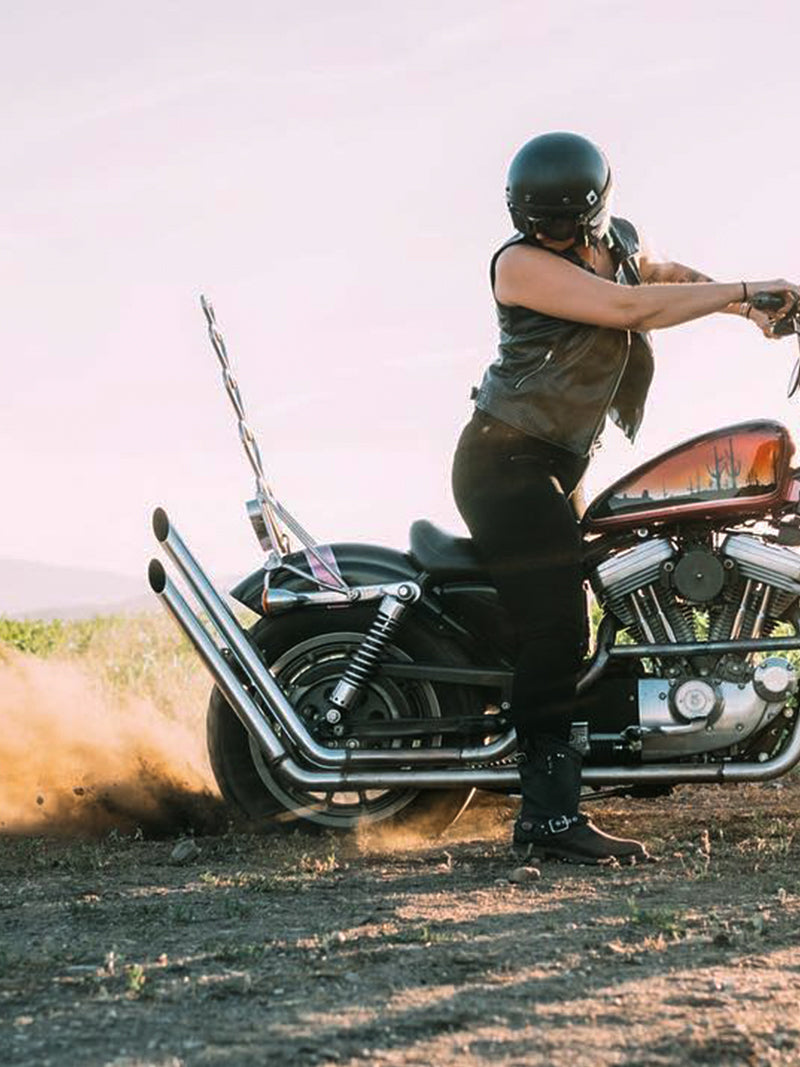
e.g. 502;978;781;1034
408;519;489;580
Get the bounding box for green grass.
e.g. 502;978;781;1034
625;898;687;939
0;617;95;656
0;611;210;717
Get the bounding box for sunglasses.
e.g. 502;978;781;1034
531;216;580;241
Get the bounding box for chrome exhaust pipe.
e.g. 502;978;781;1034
151;508;517;769
149;513;800;790
148;559;522;789
148;560;286;768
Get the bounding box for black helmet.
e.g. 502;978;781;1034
505;132;613;245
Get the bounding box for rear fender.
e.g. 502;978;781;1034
229;544;513;662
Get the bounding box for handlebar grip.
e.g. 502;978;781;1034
750;292;787;312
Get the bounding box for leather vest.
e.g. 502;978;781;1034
473;217;655;457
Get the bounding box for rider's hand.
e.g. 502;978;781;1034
774;284;800;321
748;307;781;339
750;279;800;318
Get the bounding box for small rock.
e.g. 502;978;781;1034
494;878;509;887
170;839;200;864
508;866;541;884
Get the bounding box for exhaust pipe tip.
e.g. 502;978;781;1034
152;507;169;543
148;558;167;594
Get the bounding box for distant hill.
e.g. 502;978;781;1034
0;559;152;619
0;559;249;620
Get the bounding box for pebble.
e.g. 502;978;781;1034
169;839;201;864
508;866;541;884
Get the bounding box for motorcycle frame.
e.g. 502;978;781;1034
149;509;800;790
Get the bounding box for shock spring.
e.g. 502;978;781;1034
328;595;412;712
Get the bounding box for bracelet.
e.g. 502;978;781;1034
742;281;748;302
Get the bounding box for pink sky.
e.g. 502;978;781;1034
3;0;800;588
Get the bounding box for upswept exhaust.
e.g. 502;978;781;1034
151;508;516;770
149;510;800;789
148;558;521;790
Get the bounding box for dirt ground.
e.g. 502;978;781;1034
1;780;800;1067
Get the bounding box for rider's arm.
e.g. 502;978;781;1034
492;244;791;332
640;252;744;315
639;251;778;334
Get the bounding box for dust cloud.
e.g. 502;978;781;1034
355;791;517;856
0;649;227;839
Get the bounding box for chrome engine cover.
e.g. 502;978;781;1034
637;662;796;760
591;538;675;600
722;533;800;593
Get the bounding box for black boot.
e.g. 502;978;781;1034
513;735;650;865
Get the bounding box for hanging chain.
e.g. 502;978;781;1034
199;296;350;592
200;295;290;558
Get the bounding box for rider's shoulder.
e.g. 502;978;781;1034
609;216;641;257
494;236;547;269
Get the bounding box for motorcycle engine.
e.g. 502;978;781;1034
588;533;799;760
591;534;800;646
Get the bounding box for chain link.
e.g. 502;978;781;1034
200;296;350;592
201;295;291;556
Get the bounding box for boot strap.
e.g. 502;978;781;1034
519;814;584;837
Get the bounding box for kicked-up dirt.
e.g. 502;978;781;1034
1;780;799;1067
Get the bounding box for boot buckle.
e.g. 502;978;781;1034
547;815;572;835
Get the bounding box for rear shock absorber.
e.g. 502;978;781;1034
326;584;421;718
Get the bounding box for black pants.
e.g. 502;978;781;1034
451;411;589;742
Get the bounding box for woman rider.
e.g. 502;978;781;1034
452;131;799;864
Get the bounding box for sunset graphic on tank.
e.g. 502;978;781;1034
592;427;786;519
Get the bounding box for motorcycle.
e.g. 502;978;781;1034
149;292;800;833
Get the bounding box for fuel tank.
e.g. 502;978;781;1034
583;421;795;532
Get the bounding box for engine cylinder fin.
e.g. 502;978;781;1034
629;590;656;643
709;598;738;642
663;599;695;644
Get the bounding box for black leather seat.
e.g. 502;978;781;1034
408;519;488;580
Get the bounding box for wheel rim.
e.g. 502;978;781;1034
247;631;443;828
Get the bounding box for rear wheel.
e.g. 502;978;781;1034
207;606;477;833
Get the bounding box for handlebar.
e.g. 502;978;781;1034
750;291;799;342
749;291;800;399
750;292;787;312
